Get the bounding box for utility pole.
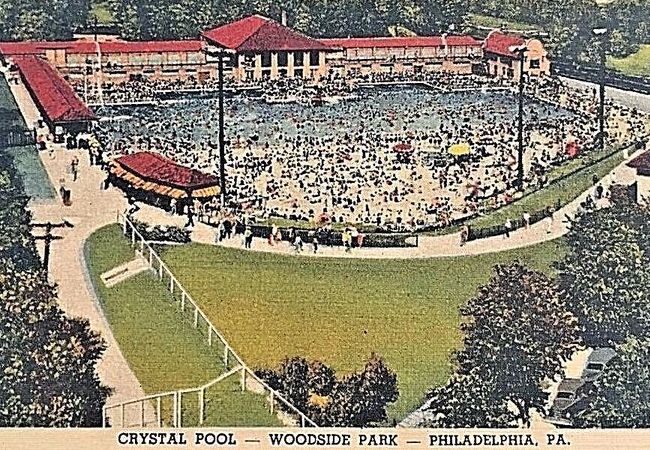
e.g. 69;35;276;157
32;221;74;276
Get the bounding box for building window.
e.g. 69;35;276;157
261;51;271;67
278;52;288;67
530;59;541;69
309;50;319;66
294;51;304;66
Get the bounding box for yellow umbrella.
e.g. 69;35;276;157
448;143;471;156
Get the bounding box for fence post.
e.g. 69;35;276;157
181;292;186;311
301;415;305;427
121;404;125;428
140;400;145;427
148;248;153;267
102;407;107;428
122;216;128;235
173;392;178;428
224;346;229;368
159;263;163;280
199;388;205;425
157;397;162;427
270;392;274;414
131;227;135;246
169;277;174;294
177;392;182;428
194;308;198;328
240;367;246;392
208;327;212;346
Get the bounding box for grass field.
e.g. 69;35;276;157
85;226;281;426
467;149;624;229
159;238;565;422
608;45;650;78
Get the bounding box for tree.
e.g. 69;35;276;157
321;353;398;427
556;191;650;347
423;372;518;428
0;260;111;426
256;353;398;427
0;155;111;427
424;263;579;427
572;338;650;428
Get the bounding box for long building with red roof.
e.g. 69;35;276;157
0;38;212;84
12;55;96;131
321;35;484;77
483;30;550;79
202;15;334;81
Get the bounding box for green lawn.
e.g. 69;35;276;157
608;45;650;78
84;225;281;426
467;149;624;229
159;238;565;422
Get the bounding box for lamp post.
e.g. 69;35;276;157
593;27;608;152
510;44;528;190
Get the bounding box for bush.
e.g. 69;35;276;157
130;218;190;243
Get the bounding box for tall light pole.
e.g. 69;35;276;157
593;27;608;153
510;44;528;190
218;50;226;206
205;47;234;206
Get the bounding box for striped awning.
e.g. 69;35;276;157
110;162;219;199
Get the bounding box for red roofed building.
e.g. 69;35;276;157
12;56;96;131
320;35;483;77
0;39;212;85
202;15;333;81
110;151;220;204
483;30;549;79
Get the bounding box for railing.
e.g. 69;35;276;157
102;213;318;428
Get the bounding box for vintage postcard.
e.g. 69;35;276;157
0;0;648;448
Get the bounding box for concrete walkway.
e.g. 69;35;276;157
6;74;153;425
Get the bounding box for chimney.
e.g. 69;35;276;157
281;10;287;26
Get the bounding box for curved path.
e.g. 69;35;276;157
8;75;150;425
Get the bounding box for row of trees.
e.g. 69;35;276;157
0;151;110;426
105;0;468;41
468;0;650;63
1;0;647;66
424;187;650;427
256;353;398;427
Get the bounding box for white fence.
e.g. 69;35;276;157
102;213;317;428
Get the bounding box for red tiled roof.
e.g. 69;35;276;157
116;152;219;190
12;56;96;124
0;40;97;55
99;40;203;54
321;35;480;49
202;15;331;52
0;39;203;56
483;30;525;58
